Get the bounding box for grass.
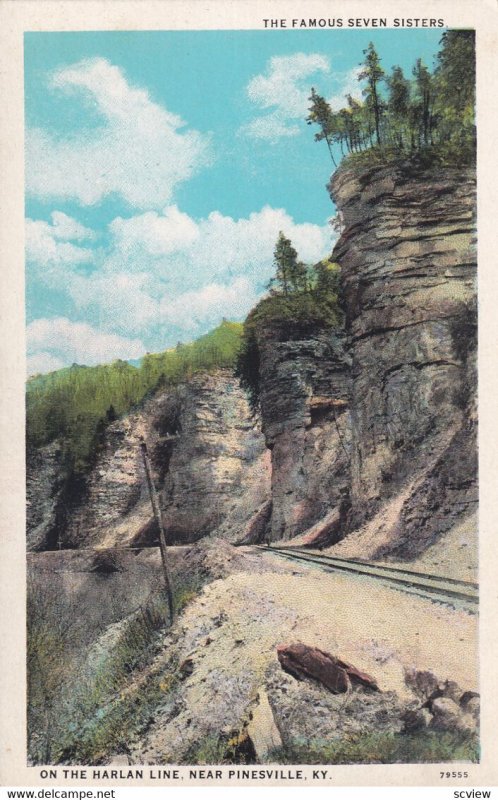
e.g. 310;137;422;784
27;562;208;765
270;729;479;765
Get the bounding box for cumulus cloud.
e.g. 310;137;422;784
242;53;330;142
107;204;331;288
247;53;330;115
27;317;145;376
68;271;159;337
79;205;330;332
26;204;333;370
26;58;211;209
26;212;95;268
243;55;367;142
158;277;259;332
109;205;199;257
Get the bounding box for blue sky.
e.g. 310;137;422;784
25;29;443;375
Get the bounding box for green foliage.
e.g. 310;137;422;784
236;245;342;411
307;88;338;167
358;42;385;146
431;30;476;163
307;30;475;168
270;729;479;765
26;321;243;478
183;735;234;765
268;231;308;295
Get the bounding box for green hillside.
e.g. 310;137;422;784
26;320;243;476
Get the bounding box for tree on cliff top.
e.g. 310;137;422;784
432;29;476;162
236;235;342;412
359;42;385;146
307;88;338;167
268;231;308;296
307;30;475;167
386;66;410;150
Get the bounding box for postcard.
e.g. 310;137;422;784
0;0;497;791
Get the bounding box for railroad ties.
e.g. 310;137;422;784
257;545;478;613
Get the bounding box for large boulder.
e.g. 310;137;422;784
276;643;378;693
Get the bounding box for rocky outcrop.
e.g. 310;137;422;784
328;162;477;558
402;668;479;734
159;372;270;544
26;441;65;551
29;371;270;550
258;331;351;542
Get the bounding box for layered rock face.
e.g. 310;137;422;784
28;371;270;550
258;331;351;542
159;372;270;543
27;163;478;559
27;441;65;551
330;163;477;557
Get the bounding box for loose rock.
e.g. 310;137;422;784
277;643;378;693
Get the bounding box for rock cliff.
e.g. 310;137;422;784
27;371;270;551
257;330;351;542
27;162;477;561
27;441;65;551
328;162;477;558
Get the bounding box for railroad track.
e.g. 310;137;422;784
256;545;479;613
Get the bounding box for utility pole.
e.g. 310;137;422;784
140;437;175;624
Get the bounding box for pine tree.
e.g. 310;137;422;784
359;42;385;146
387;66;410;149
433;30;476;160
412;59;433;146
307;88;337;167
269;232;299;295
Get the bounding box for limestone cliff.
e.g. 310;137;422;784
27;441;65;551
27;370;270;551
257;330;351;543
328;162;477;558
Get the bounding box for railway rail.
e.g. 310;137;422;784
256;545;478;613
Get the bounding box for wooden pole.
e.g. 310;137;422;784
140;438;175;624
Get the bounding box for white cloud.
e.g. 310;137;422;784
328;67;364;111
194;206;330;284
109;205;199;257
247;53;330;115
243;55;366;142
26;203;334;367
26;58;211;209
49;211;95;241
27;317;145;375
243;53;330;141
243;113;301;141
26;212;95;269
68;271;159;337
102;203;332;291
158;277;258;332
27;352;66;377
